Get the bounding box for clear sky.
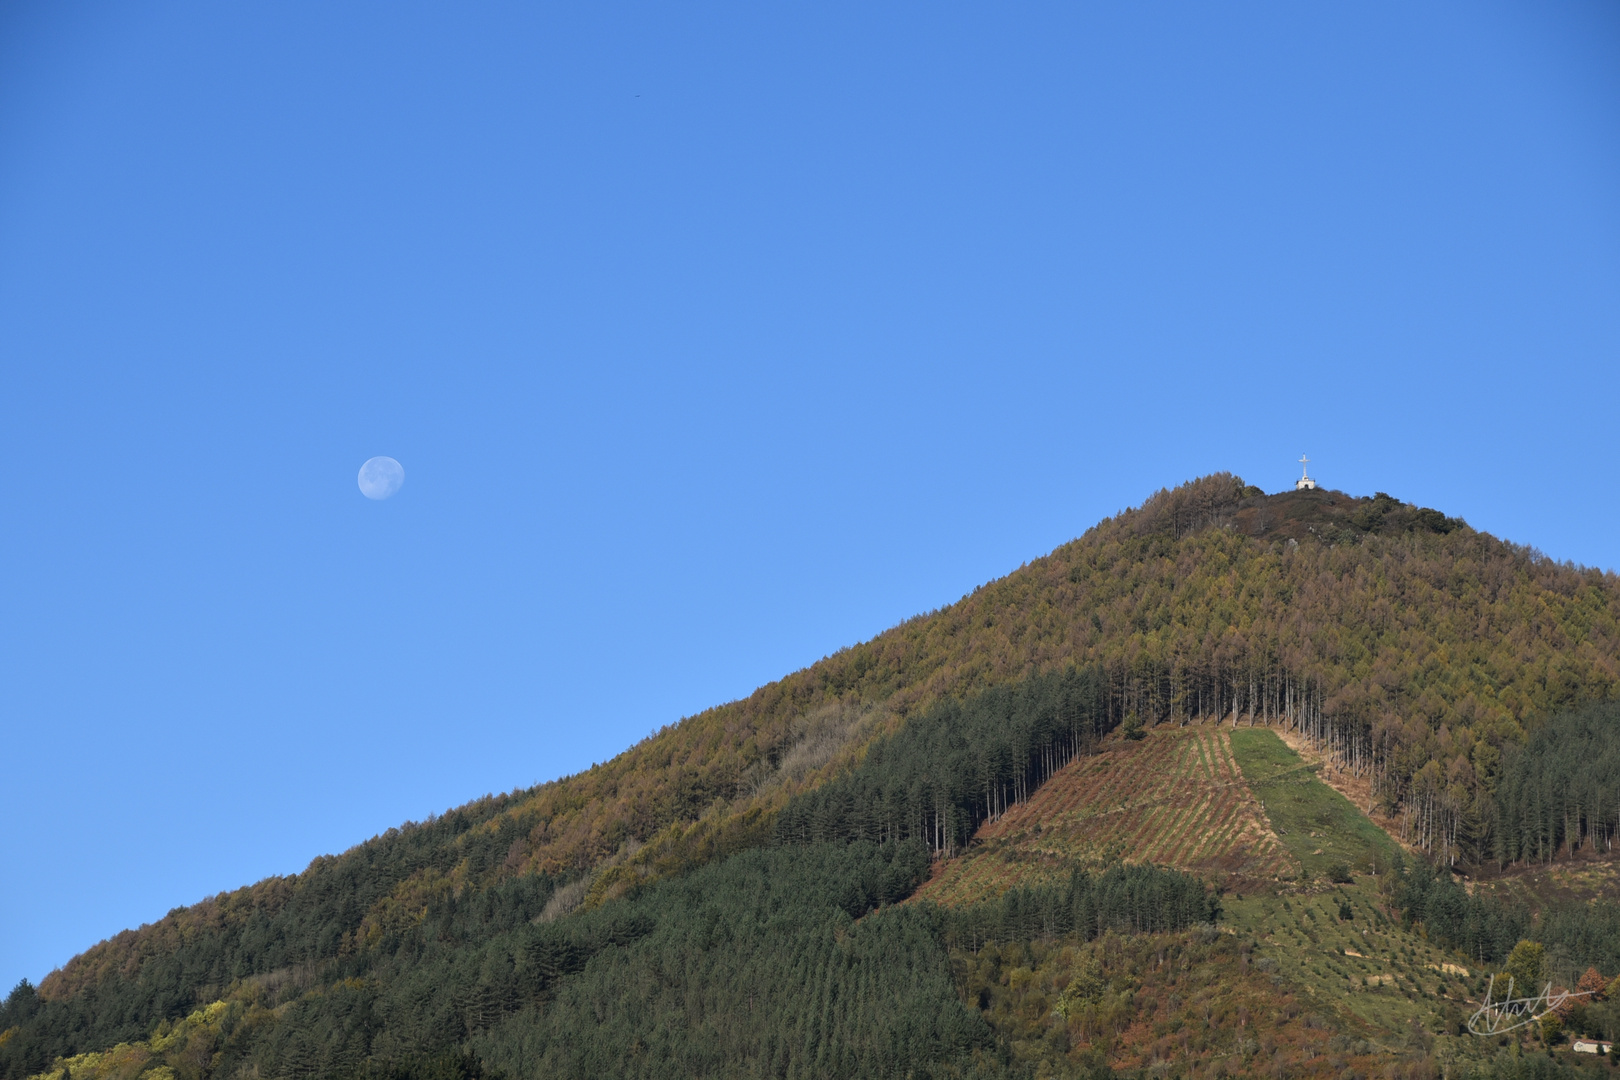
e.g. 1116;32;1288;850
3;1;1618;992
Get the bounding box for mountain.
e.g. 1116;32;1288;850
8;474;1620;1080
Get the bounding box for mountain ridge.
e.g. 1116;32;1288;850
12;473;1620;1080
38;474;1620;1001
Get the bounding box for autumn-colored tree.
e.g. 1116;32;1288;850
1578;966;1607;1002
1557;966;1610;1022
1506;940;1546;997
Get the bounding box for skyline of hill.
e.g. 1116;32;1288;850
10;472;1620;1079
35;475;1620;997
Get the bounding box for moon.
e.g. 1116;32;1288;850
358;456;405;500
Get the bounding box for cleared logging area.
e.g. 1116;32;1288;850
915;726;1294;906
1228;727;1403;879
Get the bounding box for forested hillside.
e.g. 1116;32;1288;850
9;474;1620;1079
1495;701;1620;866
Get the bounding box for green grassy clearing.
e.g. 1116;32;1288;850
1221;728;1498;1052
1229;727;1403;881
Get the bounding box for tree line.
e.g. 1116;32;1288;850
774;666;1109;856
934;864;1220;954
1495;702;1620;867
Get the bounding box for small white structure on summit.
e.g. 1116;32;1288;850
1295;455;1317;491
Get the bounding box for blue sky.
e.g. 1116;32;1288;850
3;1;1618;991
